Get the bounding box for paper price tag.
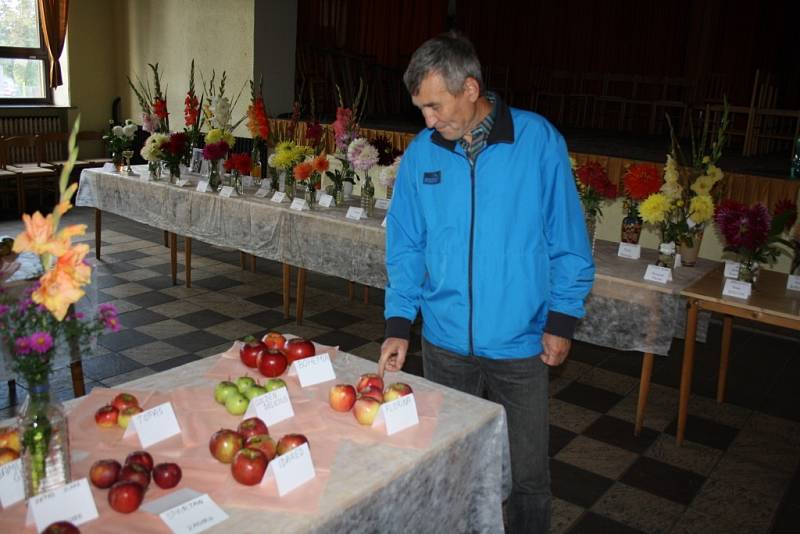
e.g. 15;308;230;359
243;387;294;426
617;242;641;259
160;493;228;534
724;260;740;279
175;179;189;187
26;478;98;532
374;394;419;435
289;198;308;211
195;181;209;193
254;187;270;198
242;176;254;187
787;274;800;292
0;458;24;508
219;186;234;198
723;278;752;300
318;193;334;207
643;264;672;284
271;191;286;203
263;443;315;496
374;198;391;210
346;207;365;220
287;353;336;387
102;162;116;172
123;402;181;448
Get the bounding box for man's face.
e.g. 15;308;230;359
411;72;479;141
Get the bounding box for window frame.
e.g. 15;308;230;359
0;3;53;105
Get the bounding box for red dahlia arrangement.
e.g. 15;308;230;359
622;163;662;217
160;132;188;175
713;198;796;268
224;153;252;176
573;160;617;219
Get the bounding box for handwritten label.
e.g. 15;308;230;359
243;388;294;426
195;181;209;193
787;274;800;292
723;278;752;300
271;191;286;203
124;402;181;448
724;260;740;279
263;443;315;496
289;198;308;211
160;493;228;534
617;242;641;259
254;187;270;198
346;207;365;220
318;193;334;207
27;478;98;532
0;459;24;508
644;264;672;284
288;353;336;387
375;394;419;435
374;198;391;210
218;186;234;198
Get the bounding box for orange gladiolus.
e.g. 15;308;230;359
55;243;91;286
13;212;63;256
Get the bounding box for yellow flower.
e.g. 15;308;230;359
660;180;683;200
689;194;714;224
205;128;223;145
639;193;671;224
706;164;723;184
222;131;235;148
569;156;577;169
690;175;714;196
272;149;296;170
275;141;294;153
702;155;710;164
664;154;679;183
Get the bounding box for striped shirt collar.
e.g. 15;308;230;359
459;92;497;163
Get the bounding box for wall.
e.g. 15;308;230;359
254;0;297;116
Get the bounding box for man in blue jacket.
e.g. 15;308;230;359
378;31;595;533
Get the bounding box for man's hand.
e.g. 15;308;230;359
378;337;409;377
540;333;571;366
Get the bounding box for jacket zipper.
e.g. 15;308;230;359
468;156;477;356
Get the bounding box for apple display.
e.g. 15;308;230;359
235;375;257;394
152;462;182;489
89;458;121;489
239;337;266;368
276;433;309;456
257;349;287;378
263;331;286;352
356;373;384;393
359;386;384;403
238;417;269;440
94;404;119;428
353;397;382;425
117;406;143;429
244;385;267;400
214;381;239;405
110;392;139;412
231;448;268;486
125;450;154;472
224;392;249;416
119;462;150;490
283;338;315;365
209;429;244;464
0;447;20;465
329;384;357;412
264;378;287;392
383;382;414;402
108;480;145;513
0;427;21;452
245;434;277;461
41;521;80;534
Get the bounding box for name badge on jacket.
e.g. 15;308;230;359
423;171;441;184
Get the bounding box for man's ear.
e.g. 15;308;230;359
463;77;481;102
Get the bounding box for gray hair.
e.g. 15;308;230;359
403;30;483;96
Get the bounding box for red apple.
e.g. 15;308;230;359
231;447;268;486
238;417;269;440
89;458;121;489
356;373;384;393
283;338;315;365
117;406;143;429
209;429;244;464
240;337;266;368
108;480;145;513
119;462;150;490
125;450;154;472
276;433;309;456
42;521;80;534
245;434;277;462
258;348;288;377
94;404;119;428
111;392;140;412
359;386;384;403
263;331;286;352
329;384;357;412
0;447;20;465
152;462;182;489
353;397;382;425
0;427;21;452
383;383;414;403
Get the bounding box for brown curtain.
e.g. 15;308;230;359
37;0;69;88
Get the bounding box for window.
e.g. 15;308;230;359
0;0;50;103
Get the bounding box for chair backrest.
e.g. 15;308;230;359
1;135;44;165
38;132;70;162
76;130;107;159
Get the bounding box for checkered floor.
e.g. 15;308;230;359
1;207;798;533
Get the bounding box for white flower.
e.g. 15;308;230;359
140;133;168;161
211;96;232;129
347;138;379;172
267;153;277;168
112;125;124;137
660;180;683;200
122;124;137;138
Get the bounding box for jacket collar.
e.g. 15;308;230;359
430;95;515;152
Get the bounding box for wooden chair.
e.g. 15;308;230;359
591;74;638;131
0;139;25;215
1;135;58;211
38;132;93;177
76;131;113;166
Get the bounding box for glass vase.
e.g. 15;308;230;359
209;160;222;192
361;177;375;217
738;258;760;284
584;214;597;255
285;175;295;200
169;163;180;185
251;143;262;184
112;151;124;172
657;241;677;269
148;161;162;181
18;380;71;498
232;171;243;196
304;187;315;210
386;185;393;199
678;230;704;267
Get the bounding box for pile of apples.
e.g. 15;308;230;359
94;392;142;430
239;332;316;377
208;416;308;486
89;450;182;513
0;426;21;465
214;375;287;415
329;374;413;425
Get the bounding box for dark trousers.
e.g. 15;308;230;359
422;337;551;534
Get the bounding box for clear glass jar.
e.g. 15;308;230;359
361;177;375;217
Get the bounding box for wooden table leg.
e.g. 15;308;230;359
95;208;102;260
635;352;654;436
70;360;85;398
184;237;192;288
348;281;355;301
717;315;733;403
677;299;699;446
283;263;291;318
7;379;17;406
363;286;369;304
163;230;169;248
296;268;307;325
240;251;247;270
169;232;178;285
250;255;256;272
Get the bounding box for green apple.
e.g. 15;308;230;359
236;376;257;394
244;385;267;401
214;381;239;405
225;392;249;415
264;378;287;392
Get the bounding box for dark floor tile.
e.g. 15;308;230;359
124;291;177;308
551;458;615;508
566;511;646;534
663;414;739;450
107;250;149;262
245;291;285;308
82;353;143;381
570;341;611;366
550;424;578;456
597;351;646;379
137;276;179;290
554;382;624;414
99;329;157;352
97;275;124;289
583;415;659;454
211;251;241;264
164;331;229;353
148;262;186;274
118;308;170;328
193;275;242;291
149;354;200;373
242;309;291;331
175;309;233;329
97;290;116;303
306;310;363;329
96;261;138;274
312;331;371;352
620;456;706;505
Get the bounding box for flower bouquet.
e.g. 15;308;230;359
268;141;313;199
102;119;137;171
140;133;168;180
347;138;379;216
379;155;402;199
224;152;252;195
326;81;367;202
128;63;170;133
161;132;189;183
571;159;617;252
246;75;270;180
201;70;246;192
184;59;204;158
293;154;329;209
621;163;662;244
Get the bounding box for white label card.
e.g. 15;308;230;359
263;443;315;496
27;478;99;532
617;242;641;259
123;401;181;448
374;198;391;210
196;181;209;193
271;191;286;203
243;176;254;187
243;387;294;426
160;493;228;534
318;193;334;207
288;353;336;387
254;187;270;198
724;260;740;279
289;198;308;211
723;278;752;300
346;207;365;220
674;254;682;269
219;186;234;198
0;458;24;509
175;179;189;187
374;394;420;435
787;274;800;292
643;264;672;284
